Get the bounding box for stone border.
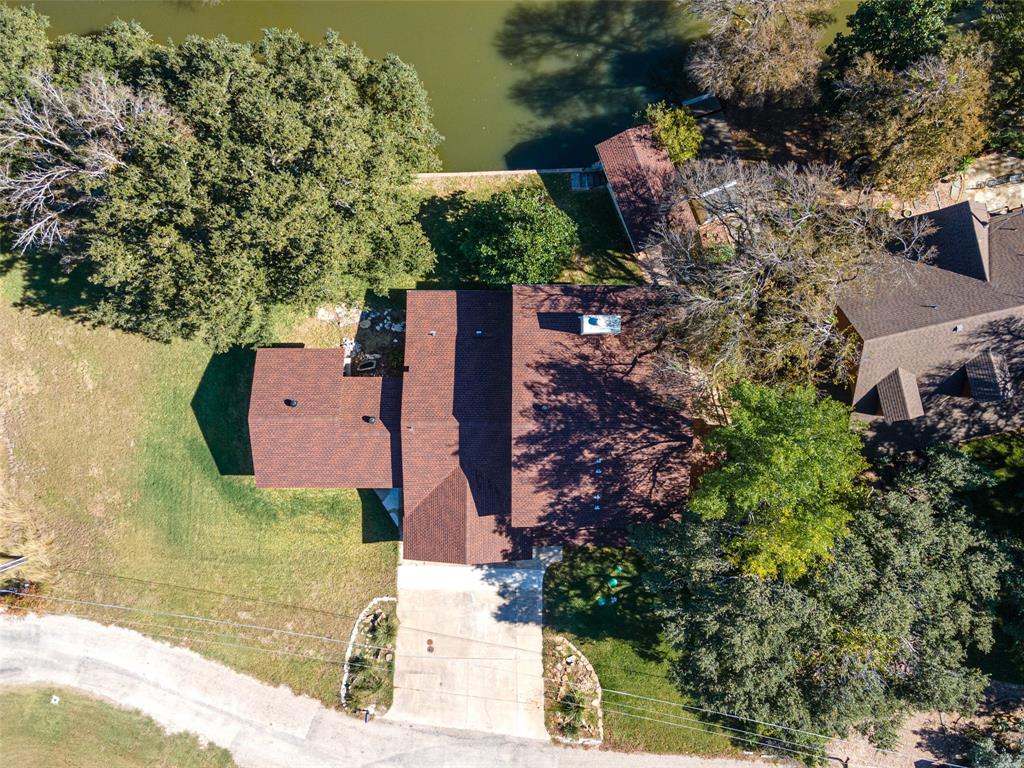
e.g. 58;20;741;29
551;634;604;746
339;595;397;710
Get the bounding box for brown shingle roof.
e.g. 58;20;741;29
248;288;695;563
399;290;524;565
925;201;991;281
838;203;1024;422
876;367;924;422
596;125;679;251
989;209;1024;297
249;348;402;488
510;285;692;536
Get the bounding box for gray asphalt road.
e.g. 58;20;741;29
0;613;778;768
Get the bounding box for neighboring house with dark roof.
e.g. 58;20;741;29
837;202;1024;452
249;285;692;565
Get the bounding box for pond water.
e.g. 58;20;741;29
19;0;858;172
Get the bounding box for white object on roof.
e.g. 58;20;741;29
579;314;622;335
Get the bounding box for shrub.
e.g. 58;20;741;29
460;187;579;285
645;101;702;165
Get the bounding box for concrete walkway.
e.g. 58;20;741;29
388;561;547;739
0;613;781;768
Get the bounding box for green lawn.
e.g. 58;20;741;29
0;687;236;768
413;172;640;288
0;259;399;707
544;547;739;755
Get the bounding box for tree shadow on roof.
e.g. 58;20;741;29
496;0;701;169
863;316;1024;455
190;347;256;476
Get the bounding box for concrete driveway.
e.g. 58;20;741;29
0;612;785;768
387;560;548;740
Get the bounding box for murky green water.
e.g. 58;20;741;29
17;0;857;171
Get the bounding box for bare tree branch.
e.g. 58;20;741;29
639;159;932;418
0;71;170;255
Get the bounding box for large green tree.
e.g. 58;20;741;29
980;0;1024;154
1;22;441;350
689;382;867;581
827;0;952;76
0;5;49;102
830;41;990;196
459;187;578;285
636;448;1004;751
645;101;702;165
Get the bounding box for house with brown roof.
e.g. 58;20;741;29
595;95;735;252
838;202;1024;452
249;285;692;565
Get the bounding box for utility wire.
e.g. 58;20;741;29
0;588;974;768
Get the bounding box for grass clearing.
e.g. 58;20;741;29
543;547;739;755
0;258;398;707
0;686;236;767
412;172;640;288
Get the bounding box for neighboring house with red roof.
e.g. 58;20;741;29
595;95;735;252
249;285;692;565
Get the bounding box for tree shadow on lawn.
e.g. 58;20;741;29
544;545;668;664
415;192;484;289
539;174;640;285
1;248;107;323
416;177;639;288
358;489;400;544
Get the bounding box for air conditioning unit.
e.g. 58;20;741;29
579;314;621;335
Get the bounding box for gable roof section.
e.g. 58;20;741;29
965;350;1010;401
399;290;523;565
989;209;1024;298
876;367;924;422
510;285;692;534
923;201;991;281
596;125;678;251
838;261;1024;341
249;348;402;488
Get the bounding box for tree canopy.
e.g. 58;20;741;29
643;160;930;406
458;187;579;285
980;0;1024;154
690;382;867;581
827;0;952;76
636;447;1004;752
0;4;48;103
0;13;441;350
686;0;831;107
830;41;990;196
645;101;702;165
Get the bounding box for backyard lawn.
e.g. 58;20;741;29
543;547;739;755
0;687;236;768
413;171;641;288
0;259;399;707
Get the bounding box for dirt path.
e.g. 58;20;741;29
0;612;783;768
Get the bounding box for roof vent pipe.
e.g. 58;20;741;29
284;398;298;408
